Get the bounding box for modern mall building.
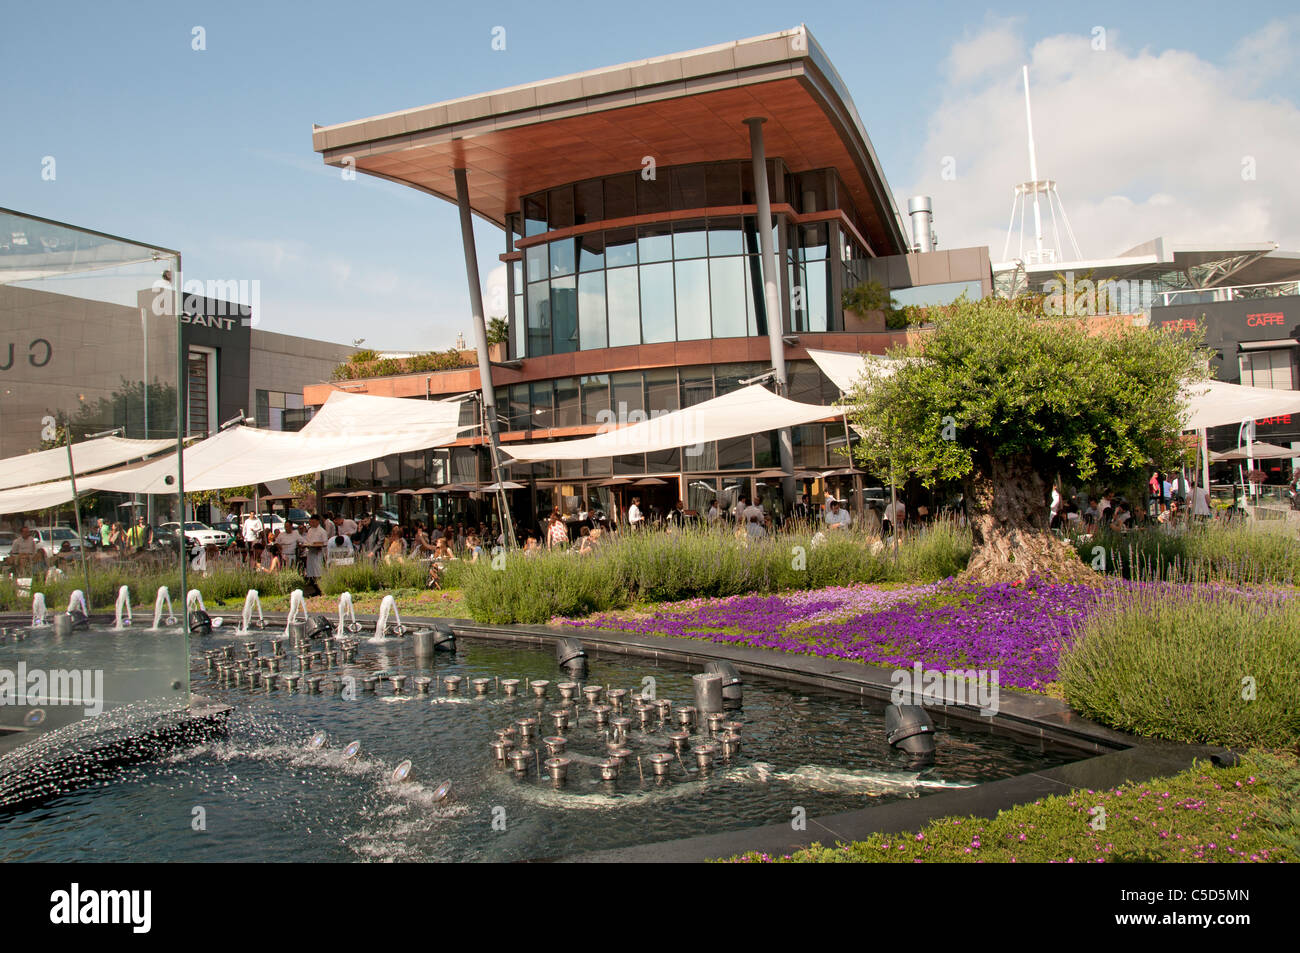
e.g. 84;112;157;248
308;26;992;529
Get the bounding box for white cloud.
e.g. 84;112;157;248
900;21;1300;263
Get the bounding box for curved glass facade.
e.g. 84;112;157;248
509;161;862;357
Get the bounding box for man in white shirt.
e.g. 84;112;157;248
302;515;329;590
884;499;906;527
825;499;852;530
707;499;721;523
326;533;355;563
277;524;303;563
8;526;37;571
242;513;263;544
627;497;644;529
742;499;764;523
338;515;357;537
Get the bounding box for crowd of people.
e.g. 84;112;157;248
1049;472;1215;536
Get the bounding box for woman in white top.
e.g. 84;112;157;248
627;497;644;529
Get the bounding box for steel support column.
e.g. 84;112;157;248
453;167;514;547
745;118;795;508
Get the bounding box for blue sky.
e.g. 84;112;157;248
3;0;1297;349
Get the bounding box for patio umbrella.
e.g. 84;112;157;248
323;491;346;499
346;490;374;498
224;495;253;503
754;469;789;479
413;487;439;495
395;488;417;496
633;477;667;486
484;481;525;491
596;477;633;487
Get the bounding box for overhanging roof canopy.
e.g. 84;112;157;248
1211;441;1299;462
501;385;836;461
312;26;908;255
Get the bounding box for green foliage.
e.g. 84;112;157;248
1;563;303;612
319;558;429;595
487;317;509;344
845;296;1212;489
456;523;971;624
1059;587;1300;748
349;349;380;364
1072;523;1300;586
725;756;1292;863
331;349;474;381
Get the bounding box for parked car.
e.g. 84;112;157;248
285;508;311;523
259;513;286;532
209;521;241;547
31;527;84;560
0;531;14;563
159;521;230;549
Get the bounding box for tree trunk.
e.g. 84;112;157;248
961;450;1094;585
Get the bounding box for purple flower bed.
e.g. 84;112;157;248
559;579;1119;691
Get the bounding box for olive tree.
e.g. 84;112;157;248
845;296;1208;583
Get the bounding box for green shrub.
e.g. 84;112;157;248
1072;522;1300;586
1059;586;1300;748
319;558;426;595
456;521;970;624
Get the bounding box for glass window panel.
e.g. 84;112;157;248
716;362;763;396
753;432;778;469
574;179;603;224
670;165;708;209
549;237;575;277
717;436;752;470
709;257;747;338
743;255;764;336
613;454;645;476
512;295;524;356
524;194;547;237
679;365;714;407
585;456;612;477
740;162;756;204
547;185;574;230
527;280;551;357
512;259;523;287
798;222;829;260
793;424;827;469
606;266;640;347
805;258;829;333
346;460;372;487
646;448;680;473
577;271;607;350
644;367;679;413
286;394;303;410
530;381;553;430
270;391;285;409
673;219;708;259
705;163;741;207
578;231;605;272
400;452;427;485
604;173;637;219
708;216;745;256
557;459;583;479
637;224;673;263
550;275;578;353
686;476;718;514
889;280;984;309
674;258;710;340
525;243;548;283
554;376;580;428
639;262;676;344
581;374;610;425
637;172;670;215
605;227;637;267
611;371;644;421
683;437;716;470
508;384;531;431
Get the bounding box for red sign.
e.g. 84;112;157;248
1246;312;1285;327
1256;415;1293;426
1160;318;1198;332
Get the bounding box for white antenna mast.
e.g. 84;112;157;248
1023;66;1044;260
1001;65;1082;267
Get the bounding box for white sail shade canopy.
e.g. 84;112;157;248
500;385;838;462
0;436;176;491
0;392;470;513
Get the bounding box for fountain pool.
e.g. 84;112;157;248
0;622;1081;862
